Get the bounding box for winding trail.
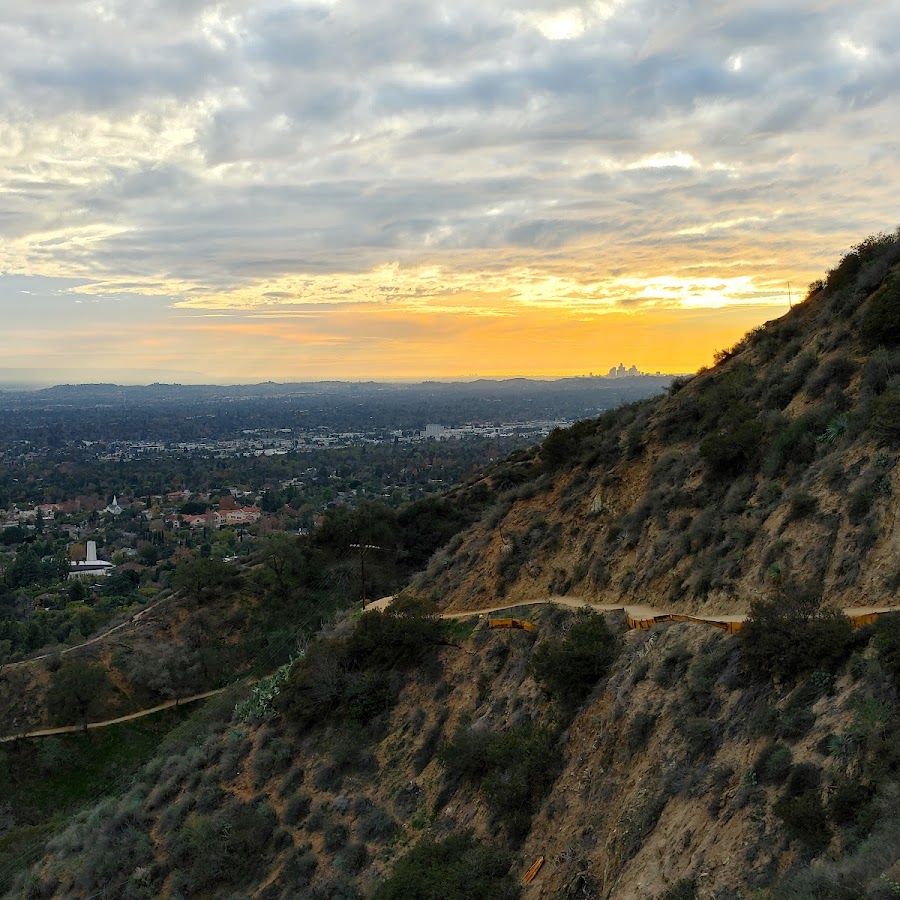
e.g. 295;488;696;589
4;596;895;741
0;688;226;743
365;594;895;627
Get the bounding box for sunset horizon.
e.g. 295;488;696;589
2;1;898;382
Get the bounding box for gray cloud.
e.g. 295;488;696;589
0;0;898;307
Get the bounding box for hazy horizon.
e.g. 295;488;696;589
2;1;898;381
0;368;684;391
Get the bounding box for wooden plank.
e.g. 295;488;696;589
523;856;545;884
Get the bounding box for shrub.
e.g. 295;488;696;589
754;743;793;785
653;644;692;688
828;777;875;828
740;590;854;682
529;611;618;712
658;880;698;900
787;491;818;521
281;845;317;890
875;613;900;687
541;419;599;470
284;793;312;827
869;391;900;445
862;347;900;395
699;416;765;479
861;268;900;347
324;823;349;854
777;706;816;741
357;805;398;842
627;712;659;754
373;832;519;900
676;716;719;758
440;725;561;841
278;598;442;732
773;789;832;855
770;418;818;471
805;355;857;398
336;842;369;874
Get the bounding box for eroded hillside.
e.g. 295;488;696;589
417;233;900;617
10;599;900;899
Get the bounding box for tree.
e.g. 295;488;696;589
254;532;308;603
173;557;238;604
45;659;111;732
530;611;619;711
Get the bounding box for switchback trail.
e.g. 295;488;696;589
7;597;895;741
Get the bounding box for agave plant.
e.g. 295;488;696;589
821;414;850;444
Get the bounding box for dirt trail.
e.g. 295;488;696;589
0;687;225;743
366;595;895;624
5;595;171;670
8;597;895;742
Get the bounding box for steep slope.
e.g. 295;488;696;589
11;601;900;899
5;230;900;900
418;232;900;617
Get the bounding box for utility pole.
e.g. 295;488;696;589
349;541;393;605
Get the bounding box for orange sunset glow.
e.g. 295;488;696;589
1;1;898;383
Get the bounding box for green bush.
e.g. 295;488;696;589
828;777;875;828
677;716;719;758
440;725;561;841
754;743;793;784
787;490;819;521
740;591;854;682
805;355;857;398
284;792;312;826
324;822;349;853
861;269;900;347
773;789;832;855
875;613;900;687
357;805;398;842
658;880;698;900
337;842;370;874
848;481;878;524
869;391;900;445
281;845;317;890
627;712;659;753
541;419;599;470
653;644;692;688
699;415;765;479
278;598;443;732
529;611;618;712
373;832;519;900
770;418;818;470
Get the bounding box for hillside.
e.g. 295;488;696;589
3;230;900;898
417;232;900;617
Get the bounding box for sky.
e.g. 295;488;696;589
1;0;899;384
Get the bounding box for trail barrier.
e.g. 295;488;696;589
627;610;886;635
523;856;545;884
626;613;743;634
488;618;536;633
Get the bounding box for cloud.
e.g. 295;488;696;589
0;0;898;378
